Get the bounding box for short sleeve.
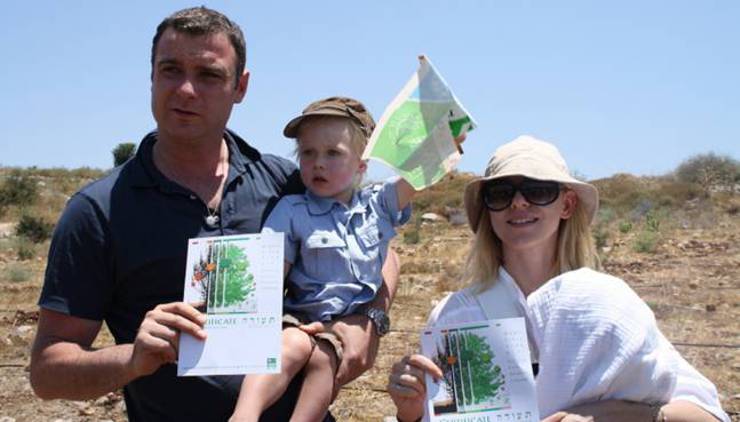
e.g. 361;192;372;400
369;178;411;227
262;196;300;264
39;193;114;320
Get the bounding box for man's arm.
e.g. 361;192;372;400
30;309;136;399
30;303;207;400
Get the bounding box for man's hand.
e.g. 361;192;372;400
130;302;207;378
330;314;378;386
300;313;378;388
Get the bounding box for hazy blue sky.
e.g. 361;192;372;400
1;1;738;181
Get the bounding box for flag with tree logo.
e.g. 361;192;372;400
363;55;476;190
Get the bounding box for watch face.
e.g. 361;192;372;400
368;308;390;336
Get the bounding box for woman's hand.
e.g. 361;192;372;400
387;354;443;422
541;412;593;422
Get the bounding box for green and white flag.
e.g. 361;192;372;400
363;55;476;190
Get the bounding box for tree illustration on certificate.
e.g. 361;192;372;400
430;327;510;415
189;239;257;314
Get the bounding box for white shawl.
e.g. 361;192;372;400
428;267;729;421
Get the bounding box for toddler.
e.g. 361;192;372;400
230;97;419;422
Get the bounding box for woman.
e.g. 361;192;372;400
387;136;729;422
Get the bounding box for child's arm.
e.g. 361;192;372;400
395;178;417;211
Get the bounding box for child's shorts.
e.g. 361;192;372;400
282;313;344;363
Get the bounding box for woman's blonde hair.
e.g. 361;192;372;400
461;186;600;289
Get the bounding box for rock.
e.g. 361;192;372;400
7;325;34;345
0;416;17;422
444;207;467;226
14;325;33;336
421;213;442;222
0;223;15;239
705;304;717;312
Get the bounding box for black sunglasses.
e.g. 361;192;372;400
482;178;562;211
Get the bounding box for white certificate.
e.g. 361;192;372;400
421;318;539;422
178;232;284;376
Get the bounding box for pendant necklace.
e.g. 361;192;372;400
205;206;220;227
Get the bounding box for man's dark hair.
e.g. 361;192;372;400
151;6;246;85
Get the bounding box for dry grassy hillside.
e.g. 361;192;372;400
0;167;738;421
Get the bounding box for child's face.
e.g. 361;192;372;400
296;118;367;204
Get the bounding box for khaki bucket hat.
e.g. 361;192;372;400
283;96;376;139
464;135;599;232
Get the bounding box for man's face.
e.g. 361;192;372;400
151;28;248;144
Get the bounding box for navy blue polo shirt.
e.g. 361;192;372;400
39;129;310;421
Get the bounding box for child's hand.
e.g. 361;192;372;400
298;321;326;334
454;133;466;154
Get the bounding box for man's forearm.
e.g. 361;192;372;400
31;341;137;400
373;248;400;312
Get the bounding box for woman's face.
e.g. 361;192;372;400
485;176;577;257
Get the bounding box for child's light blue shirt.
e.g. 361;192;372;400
262;178;411;321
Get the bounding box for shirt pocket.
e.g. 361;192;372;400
356;219;395;250
304;231;347;280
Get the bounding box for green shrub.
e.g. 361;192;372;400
633;230;660;253
618;221;632;233
593;174;647;214
403;217;422;245
596;206;616;225
645;210;661;232
16;214;54;243
654;180;704;207
8;264;31;282
592;226;609;249
112;142;137;167
16;238;36;260
675;153;739;194
0;169;39;207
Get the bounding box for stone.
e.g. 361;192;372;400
421;213;442;222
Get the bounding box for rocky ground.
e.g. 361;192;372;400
1;198;738;421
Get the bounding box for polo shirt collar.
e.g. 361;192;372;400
305;189;367;215
128;131;161;189
128;129;261;190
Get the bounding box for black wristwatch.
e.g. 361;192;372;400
364;307;390;337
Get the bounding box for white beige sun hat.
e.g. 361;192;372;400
463;135;599;232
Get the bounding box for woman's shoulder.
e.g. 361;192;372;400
530;267;654;329
539;267;641;304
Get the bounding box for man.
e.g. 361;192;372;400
30;7;398;421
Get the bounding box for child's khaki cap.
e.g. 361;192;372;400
283;96;376;139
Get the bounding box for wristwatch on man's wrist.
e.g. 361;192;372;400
364;307;390;337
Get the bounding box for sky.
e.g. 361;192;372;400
1;1;738;182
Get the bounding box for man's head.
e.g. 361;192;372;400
152;6;246;86
150;7;249;144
